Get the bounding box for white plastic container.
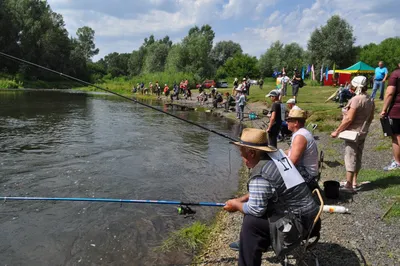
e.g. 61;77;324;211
323;205;349;214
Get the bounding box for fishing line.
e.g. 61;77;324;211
0;52;238;142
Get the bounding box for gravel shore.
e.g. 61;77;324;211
159;94;399;266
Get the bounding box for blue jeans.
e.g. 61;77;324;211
371;80;385;99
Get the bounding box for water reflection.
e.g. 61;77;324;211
0;90;241;266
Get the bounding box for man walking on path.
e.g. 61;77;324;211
371;61;389;100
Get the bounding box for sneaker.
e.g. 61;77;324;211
383;160;400;171
229;241;240;251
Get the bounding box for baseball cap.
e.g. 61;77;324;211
266;90;280;97
286;99;296;104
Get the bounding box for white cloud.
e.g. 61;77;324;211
46;0;399;60
221;0;277;19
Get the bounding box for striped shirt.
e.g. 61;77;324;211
243;160;319;221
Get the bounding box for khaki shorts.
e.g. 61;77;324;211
344;138;366;172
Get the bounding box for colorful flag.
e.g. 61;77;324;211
320;65;323;82
307;64;311;74
282;67;285;74
311;64;315;80
325;66;329;81
332;63;336;77
301;66;305;80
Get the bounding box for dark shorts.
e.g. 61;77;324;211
391;118;400;134
292;84;299;96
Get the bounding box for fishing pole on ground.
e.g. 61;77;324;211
1;196;225;217
0;51;238;142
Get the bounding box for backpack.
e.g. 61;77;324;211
299;78;304;88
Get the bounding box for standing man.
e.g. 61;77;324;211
381;62;400;171
291;69;302;102
265;90;282;148
258;78;264;90
371;61;389;100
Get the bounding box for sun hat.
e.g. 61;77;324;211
231;128;277;152
286;98;296;104
266;90;280;97
242;78;247;81
287;109;307;120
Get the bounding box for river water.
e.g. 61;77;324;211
0;90;243;266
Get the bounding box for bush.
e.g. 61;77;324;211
0;79;23;88
307;80;322;86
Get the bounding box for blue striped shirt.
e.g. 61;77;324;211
243;177;275;216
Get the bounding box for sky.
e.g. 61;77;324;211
47;0;399;61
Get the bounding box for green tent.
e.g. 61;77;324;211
335;61;375;74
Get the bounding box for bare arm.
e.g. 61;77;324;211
331;107;356;137
289;135;307;165
383;72;388;83
381;85;396;117
267;111;276;132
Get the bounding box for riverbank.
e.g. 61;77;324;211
190;108;400;265
148;89;400;265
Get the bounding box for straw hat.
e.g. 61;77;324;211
231;128;277;152
287;109;307;120
286;98;296;104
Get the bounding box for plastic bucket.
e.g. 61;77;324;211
324;180;340;199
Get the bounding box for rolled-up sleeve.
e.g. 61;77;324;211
243;177;275;217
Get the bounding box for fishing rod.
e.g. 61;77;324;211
0;52;238;142
1;196;225;216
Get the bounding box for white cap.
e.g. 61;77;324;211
351;76;367;88
286;99;296;104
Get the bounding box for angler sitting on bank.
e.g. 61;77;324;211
285;109;319;190
224;128;320;266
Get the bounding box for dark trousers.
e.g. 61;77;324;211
268;125;280;148
239;214;271;266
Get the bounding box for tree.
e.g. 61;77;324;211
104;52;130;77
223;53;259;79
307;15;356;69
142;42;170;73
180;24;215;78
165;44;184;73
258;41;283;77
128;47;146;76
360;38;400;71
75;26;99;61
210;41;242;69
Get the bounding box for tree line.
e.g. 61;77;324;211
1;0;399;85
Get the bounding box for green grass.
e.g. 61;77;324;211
358;169;400;218
157;221;211;254
374;140;392;151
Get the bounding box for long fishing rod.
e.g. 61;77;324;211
0;52;237;142
1;196;225;215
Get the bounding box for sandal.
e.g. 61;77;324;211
340;186;357;194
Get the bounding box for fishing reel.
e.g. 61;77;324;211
177;205;196;218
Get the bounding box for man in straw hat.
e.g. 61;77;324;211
224;128;319;265
286;109;319;190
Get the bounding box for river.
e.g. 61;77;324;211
0;90;242;266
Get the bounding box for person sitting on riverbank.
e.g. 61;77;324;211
224;128;319;266
213;92;223;108
163;84;170;97
338;84;356;107
286;109;319;190
223;92;236;112
197;91;208;105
